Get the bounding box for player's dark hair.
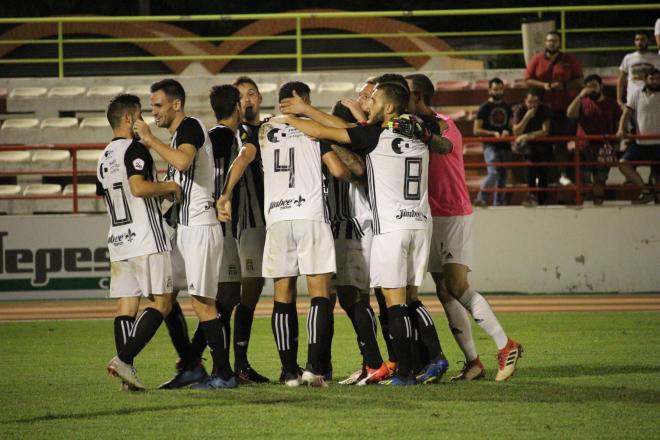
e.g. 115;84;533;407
106;93;141;130
527;87;544;98
405;73;435;105
634;30;649;38
233;76;260;93
584;74;602;85
376;82;410;115
150;79;186;107
209;85;240;121
644;67;660;79
488;77;505;88
373;73;410;93
278;81;311;103
330;100;357;123
545;30;561;40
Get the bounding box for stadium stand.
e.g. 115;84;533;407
48;86;86;98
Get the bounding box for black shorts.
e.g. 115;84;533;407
621;143;660;174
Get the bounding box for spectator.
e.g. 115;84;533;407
567;74;622;205
617;68;660;204
654;18;659;55
473;78;513;207
513;88;552;206
617;31;660;109
525;30;583;186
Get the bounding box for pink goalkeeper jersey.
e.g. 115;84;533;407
428;112;473;217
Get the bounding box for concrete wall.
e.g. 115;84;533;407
0;205;658;300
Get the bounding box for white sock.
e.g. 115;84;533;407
442;299;478;362
458;288;508;350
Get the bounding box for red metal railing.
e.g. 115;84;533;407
0;133;658;213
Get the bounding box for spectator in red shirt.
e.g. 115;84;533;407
525;31;584;187
567;74;622;205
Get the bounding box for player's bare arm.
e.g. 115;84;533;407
330;144;365;177
216;142;257;222
339;98;368;123
516;119;550;144
323;150;353;183
127;175;182;202
616;106;632;138
280;91;356;129
272;115;352;145
473;118;500;137
133;119;196;172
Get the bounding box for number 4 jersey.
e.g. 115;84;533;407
346;125;429;235
96;137;171;262
259;121;331;229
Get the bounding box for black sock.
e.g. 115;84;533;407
164;301;193;366
200;317;232;381
114;315;135;355
349;302;383;369
321;306;334;373
272;302;298;374
387;305;413;379
306;297;330;374
375;288;396;362
190;322;206;360
233;303;255;370
118;308;164;364
346;303;366;362
217;301;233;362
409;300;443;362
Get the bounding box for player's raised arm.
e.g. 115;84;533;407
134;120;196;173
216;142;257;222
272;115;352;145
280;90;356;129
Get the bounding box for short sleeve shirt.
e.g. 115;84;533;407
476;100;513;148
525;51;584;112
576;96;621;148
619;51;660;102
626;88;660;146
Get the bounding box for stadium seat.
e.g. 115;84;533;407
1;118;39;130
0;150;31;163
63;183;97;196
318;82;355;94
445;109;468;120
9;87;47;99
0;184;21;196
472;79;491;90
80;117;110;128
23;183;62;196
126;85;151;96
40;117;79;129
48;86;86;98
510;78;527;88
31;149;71;163
77;149;103;164
258;83;278;94
601;75;618;87
87;85;124;97
435;80;471;90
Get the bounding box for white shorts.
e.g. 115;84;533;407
263;220;336;278
239;227;266;279
427;215;474;273
370;228;429;288
334;231;372;291
175;223;223;298
219;235;241;283
109;252;173;298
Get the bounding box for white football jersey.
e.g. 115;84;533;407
259;121;329;228
347;125;429;235
96;138;171;262
326;172;372;239
166;117;219;227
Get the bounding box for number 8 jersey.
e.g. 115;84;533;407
96;137;171;262
346;125;430;235
259;121;331;229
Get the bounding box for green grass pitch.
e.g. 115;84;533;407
1;309;659;439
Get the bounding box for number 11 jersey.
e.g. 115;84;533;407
96;137;171;262
258;121;331;229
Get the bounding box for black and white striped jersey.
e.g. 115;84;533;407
325;171;372;240
346;125;430;235
259;120;332;228
96;137;170;261
166;117;219;227
236;123;266;234
209;123;240;238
